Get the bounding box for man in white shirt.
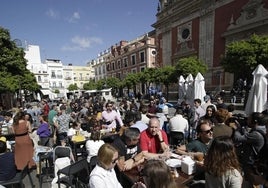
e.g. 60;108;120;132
169;108;189;133
169;108;189;145
131;111;148;132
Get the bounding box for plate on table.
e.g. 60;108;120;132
165;158;181;168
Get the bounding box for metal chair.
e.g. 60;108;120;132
53;145;74;163
57;158;90;188
0;163;35;188
38;151;54;188
88;155;97;172
169;131;185;146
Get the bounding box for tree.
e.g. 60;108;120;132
105;77;121;96
221;34;268;82
122;73;139;96
174;56;207;77
83;80;97;90
67;83;78;91
157;66;177;99
0;27;38;93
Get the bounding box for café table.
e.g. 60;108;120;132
34;145;54;188
123;167;194;186
70;136;89;161
122;155;195;187
0;133;15;141
101;131;119;143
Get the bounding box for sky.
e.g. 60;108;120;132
0;0;158;66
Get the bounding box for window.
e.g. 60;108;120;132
124;57;128;67
38;76;41;82
117;60;121;69
140;51;145;63
131;55;136;65
51;71;56;78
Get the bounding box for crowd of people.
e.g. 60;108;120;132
0;93;267;188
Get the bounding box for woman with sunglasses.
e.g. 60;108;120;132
89;143;123;188
205;136;242;188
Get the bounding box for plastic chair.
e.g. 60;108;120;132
169;131;185;146
57;158;90;188
0;163;35;188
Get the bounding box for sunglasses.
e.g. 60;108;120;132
202;128;213;134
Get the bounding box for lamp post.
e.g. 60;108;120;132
217;71;222;91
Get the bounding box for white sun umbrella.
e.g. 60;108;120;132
194;72;206;103
185;74;194;105
245;64;268;116
37;92;41;101
178;75;186;104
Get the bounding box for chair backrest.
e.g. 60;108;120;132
89;156;98;172
0;163;30;186
67;158;89;175
53;146;72;162
59;158;90;186
170;131;185;145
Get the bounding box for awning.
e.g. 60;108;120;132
40;89;52;96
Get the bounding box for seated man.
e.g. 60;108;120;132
0;137;17;181
140;117;170;159
175;120;213;159
111;127;144;171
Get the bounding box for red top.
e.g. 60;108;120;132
140;129;168;153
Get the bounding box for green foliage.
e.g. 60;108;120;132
122;73;139;89
83;80;97;90
157;66;177;85
54;89;60;94
106;77;120;89
0;26;38;93
68;83;78;91
221;34;268;80
175;56;207;77
96;79;106;90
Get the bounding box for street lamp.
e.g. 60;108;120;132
216;71;223;91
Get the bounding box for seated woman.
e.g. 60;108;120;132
86;129;105;163
67;122;83;138
205;136;242;188
89;144;123;188
0;137;17;181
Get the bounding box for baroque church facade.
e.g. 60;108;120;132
153;0;268;90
